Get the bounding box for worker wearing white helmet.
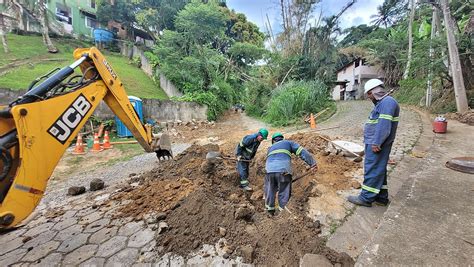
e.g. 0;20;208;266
347;79;400;207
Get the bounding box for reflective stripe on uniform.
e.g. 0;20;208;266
367;119;378;124
379;114;400;122
240;180;249;185
381;185;388;190
268;149;291;157
362;184;380;194
265;205;275;211
296;147;303;156
240;140;254;154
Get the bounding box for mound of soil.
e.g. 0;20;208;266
110;133;358;266
446;111;474;126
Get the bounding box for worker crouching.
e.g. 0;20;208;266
235;128;268;191
264;133;317;215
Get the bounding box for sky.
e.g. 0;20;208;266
226;0;384;35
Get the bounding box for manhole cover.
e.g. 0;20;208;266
445;157;474;174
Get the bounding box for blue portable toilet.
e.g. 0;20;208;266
115;96;144;137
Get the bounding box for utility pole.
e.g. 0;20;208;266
440;0;469;113
403;0;416;80
426;5;440;107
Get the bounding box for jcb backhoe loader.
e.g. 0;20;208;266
0;47;172;229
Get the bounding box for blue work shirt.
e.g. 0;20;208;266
364;96;400;146
235;133;261;160
265;140;316;174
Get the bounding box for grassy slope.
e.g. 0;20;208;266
0;34;168;99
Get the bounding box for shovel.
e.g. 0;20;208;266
292;171;312;183
318;135;363;162
206;151;252;162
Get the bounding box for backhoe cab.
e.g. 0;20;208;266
0;48;172;228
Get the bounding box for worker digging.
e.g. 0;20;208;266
235;128;268;191
264;132;317;215
347;78;400;207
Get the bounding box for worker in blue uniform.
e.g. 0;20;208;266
265;132;317;215
348;79;400;207
235;128;268;191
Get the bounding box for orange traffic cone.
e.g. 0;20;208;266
91;133;103;152
102;131;113;149
310;113;316;129
72;134;86;155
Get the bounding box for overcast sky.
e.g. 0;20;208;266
226;0;384;34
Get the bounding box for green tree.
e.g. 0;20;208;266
154;1;265;120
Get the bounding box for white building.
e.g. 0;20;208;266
332;58;384;100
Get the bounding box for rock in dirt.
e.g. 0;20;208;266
218;227;227;237
68;186;86;196
156;212;167;221
350;180;361;189
240;245;255;263
234;207;254;221
90;179;105;191
158;222;169;234
314;220;321;229
200;161;215;174
300;254;333;267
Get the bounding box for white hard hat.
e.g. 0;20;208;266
364;79;384;94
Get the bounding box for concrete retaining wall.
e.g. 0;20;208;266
120;44;183;98
0;89;207;122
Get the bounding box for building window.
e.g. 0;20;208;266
55;4;72;25
85;16;97;28
90;0;96;9
355;59;360;68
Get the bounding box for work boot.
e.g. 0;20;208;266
347;195;372;207
241;185;253;191
374;198;391;206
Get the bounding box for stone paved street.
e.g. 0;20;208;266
0;101;424;266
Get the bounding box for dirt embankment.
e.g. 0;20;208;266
110;133;358;266
445;111;474;126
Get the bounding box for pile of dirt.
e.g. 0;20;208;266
111;144;219;219
445;111;474;126
288;133;360;191
110;133;357;266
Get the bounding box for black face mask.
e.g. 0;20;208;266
371;98;378;105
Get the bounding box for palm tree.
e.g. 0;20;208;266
371;0;408;28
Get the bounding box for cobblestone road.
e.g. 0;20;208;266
0;101;423;266
319;100;422;163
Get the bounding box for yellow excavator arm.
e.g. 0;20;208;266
0;47;172;229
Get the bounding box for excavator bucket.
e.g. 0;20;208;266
154;133;173;161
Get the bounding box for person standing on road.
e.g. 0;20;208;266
236;128;268;191
348;79;400;207
264;133;317;215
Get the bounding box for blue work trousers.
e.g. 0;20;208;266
264;172;291;211
359;142;392;203
237;161;250;187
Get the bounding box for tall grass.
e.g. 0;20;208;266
264;80;333;125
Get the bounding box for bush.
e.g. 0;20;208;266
264;80;333;126
396;78;427;106
244;79;272;117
